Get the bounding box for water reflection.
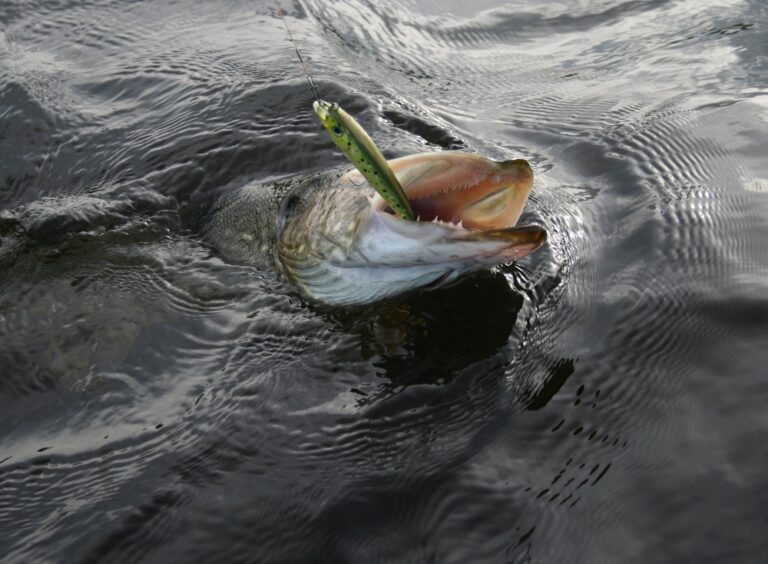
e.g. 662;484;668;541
2;0;768;561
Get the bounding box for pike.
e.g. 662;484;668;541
202;10;547;306
206;152;546;305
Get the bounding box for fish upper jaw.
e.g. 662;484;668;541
352;151;534;230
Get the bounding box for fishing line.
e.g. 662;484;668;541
273;3;414;221
276;4;322;102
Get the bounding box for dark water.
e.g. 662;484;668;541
1;0;767;562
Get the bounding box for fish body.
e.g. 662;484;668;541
206;151;546;306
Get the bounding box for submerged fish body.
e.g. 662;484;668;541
206;151;546;306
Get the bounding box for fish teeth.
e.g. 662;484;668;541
409;179;485;201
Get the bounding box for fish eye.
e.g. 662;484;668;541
332;126;342;136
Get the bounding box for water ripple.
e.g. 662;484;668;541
2;0;768;562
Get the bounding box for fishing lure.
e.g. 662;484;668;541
277;6;415;220
313;100;415;220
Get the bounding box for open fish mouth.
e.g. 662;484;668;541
344;151;547;262
276;151;547;305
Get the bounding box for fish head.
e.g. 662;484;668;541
278;151;547;305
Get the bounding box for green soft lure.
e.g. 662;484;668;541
313;100;415;221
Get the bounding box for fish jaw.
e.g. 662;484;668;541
353;208;545;266
347;151;534;229
282;210;546;306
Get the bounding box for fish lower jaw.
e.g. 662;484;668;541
283;257;467;306
424;215;465;229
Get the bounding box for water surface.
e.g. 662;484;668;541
1;0;768;562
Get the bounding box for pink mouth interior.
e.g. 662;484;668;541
373;156;534;230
